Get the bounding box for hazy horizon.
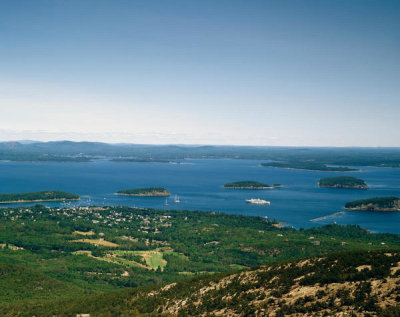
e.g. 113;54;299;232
2;136;400;149
1;1;399;147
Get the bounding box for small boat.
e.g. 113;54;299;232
174;195;181;203
164;198;169;206
246;198;270;205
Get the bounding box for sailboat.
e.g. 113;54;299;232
164;198;169;206
174;195;181;203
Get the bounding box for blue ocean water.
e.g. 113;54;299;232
0;159;399;233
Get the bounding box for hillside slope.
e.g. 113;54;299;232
0;262;83;304
2;250;400;316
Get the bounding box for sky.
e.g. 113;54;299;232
0;0;399;146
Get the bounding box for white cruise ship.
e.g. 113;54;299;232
245;198;270;205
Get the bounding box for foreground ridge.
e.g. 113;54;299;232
132;250;400;316
2;250;400;316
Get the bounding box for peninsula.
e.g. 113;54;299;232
318;176;368;189
223;181;282;189
262;161;357;172
0;191;80;203
117;187;170;197
345;197;400;211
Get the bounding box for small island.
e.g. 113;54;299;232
345;197;400;211
223;181;282;189
261;161;357;172
0;191;80;204
318;176;368;189
116;187;170;197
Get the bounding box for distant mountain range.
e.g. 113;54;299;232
0;140;400;167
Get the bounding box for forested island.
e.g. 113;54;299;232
0;191;80;203
318;176;368;189
0;154;90;162
111;158;177;164
223;181;281;189
116;187;170;197
262;161;357;172
345;197;400;211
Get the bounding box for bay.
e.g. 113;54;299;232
0;159;399;233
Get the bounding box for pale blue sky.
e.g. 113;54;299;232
0;0;399;146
